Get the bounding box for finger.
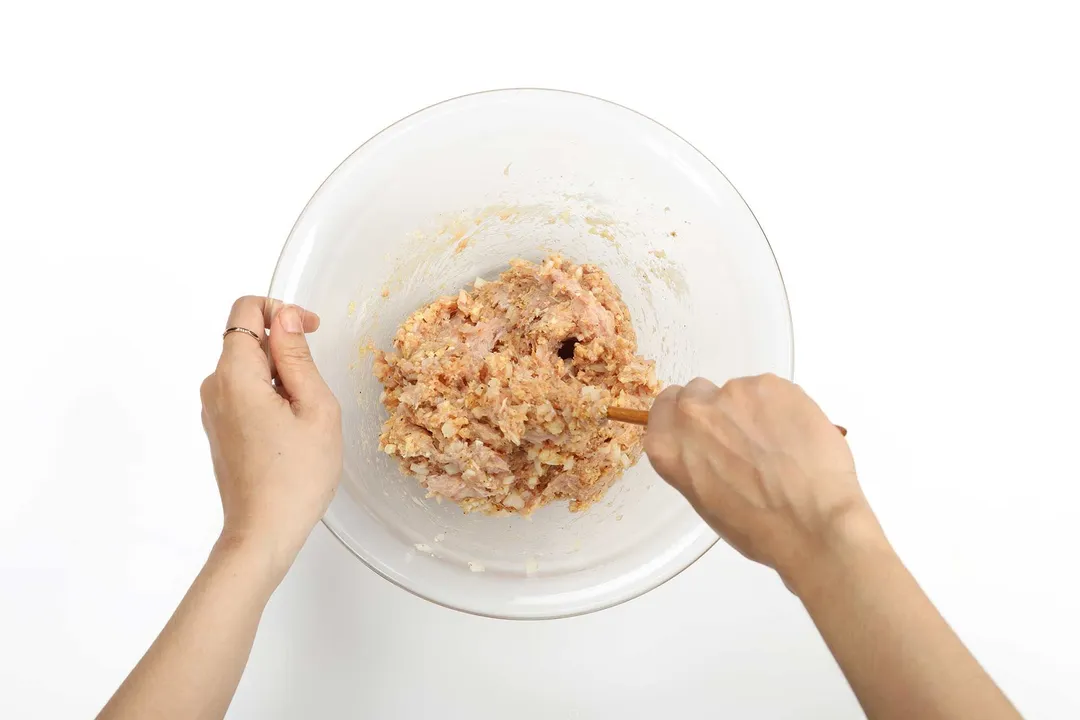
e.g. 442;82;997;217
221;296;272;381
221;296;321;380
644;385;683;484
266;299;320;332
646;384;682;441
263;300;319;386
272;380;289;401
224;296;320;338
269;305;332;411
683;376;721;400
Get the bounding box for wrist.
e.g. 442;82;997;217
212;527;299;589
779;502;893;599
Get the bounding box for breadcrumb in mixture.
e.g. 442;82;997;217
374;255;660;515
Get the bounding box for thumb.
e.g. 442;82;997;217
270;305;329;407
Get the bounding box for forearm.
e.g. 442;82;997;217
97;535;287;720
787;511;1020;720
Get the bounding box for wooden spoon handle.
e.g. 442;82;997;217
606;406;650;426
607;406;848;436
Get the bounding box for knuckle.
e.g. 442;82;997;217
654;384;681;405
199;374;217;404
215;364;240;391
675;378;723;423
753;372;787;398
675;389;706;418
685;377;718;396
215;365;255;400
758;372;782;387
280;345;312;364
231;295;261;315
721;376;751;397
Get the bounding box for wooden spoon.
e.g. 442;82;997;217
607;406;847;436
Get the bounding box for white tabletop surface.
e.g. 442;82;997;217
3;2;1079;718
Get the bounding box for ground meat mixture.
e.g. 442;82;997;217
374;255;660;515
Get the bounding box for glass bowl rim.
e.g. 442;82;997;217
268;87;794;620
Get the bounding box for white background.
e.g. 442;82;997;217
2;1;1078;718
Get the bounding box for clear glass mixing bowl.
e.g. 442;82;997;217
268;89;792;619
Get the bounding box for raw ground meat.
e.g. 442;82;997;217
374;254;660;515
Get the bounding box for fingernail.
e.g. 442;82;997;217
280;306;303;334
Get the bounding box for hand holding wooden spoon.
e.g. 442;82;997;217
608;391;847;436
